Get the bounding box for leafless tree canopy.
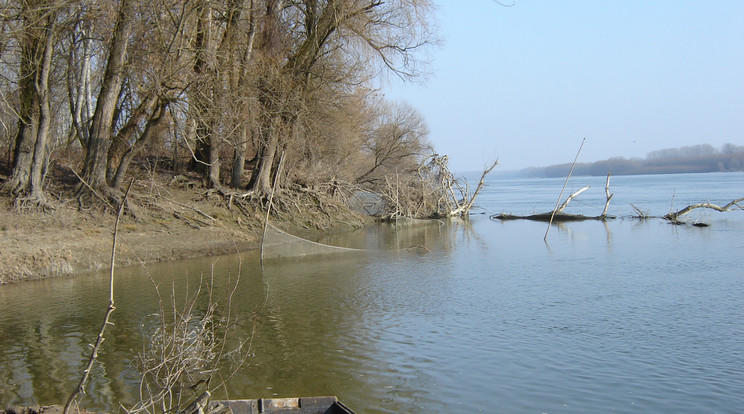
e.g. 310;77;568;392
1;0;452;214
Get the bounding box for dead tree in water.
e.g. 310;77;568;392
443;158;499;218
381;155;498;220
601;173;614;216
492;177;615;223
663;197;744;223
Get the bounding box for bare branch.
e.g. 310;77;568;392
664;197;744;221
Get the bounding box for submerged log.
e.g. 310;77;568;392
494;181;616;223
491;211;614;222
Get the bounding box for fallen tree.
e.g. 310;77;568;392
663;197;744;223
491;175;616;223
492;211;609;222
491;169;742;227
492;193;744;227
379;155;499;220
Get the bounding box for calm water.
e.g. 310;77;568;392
1;172;743;413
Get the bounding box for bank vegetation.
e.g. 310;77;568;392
0;0;501;283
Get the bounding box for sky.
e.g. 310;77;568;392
382;0;744;172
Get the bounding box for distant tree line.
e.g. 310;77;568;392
0;0;437;209
523;144;744;178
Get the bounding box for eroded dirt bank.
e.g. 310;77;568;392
0;168;367;285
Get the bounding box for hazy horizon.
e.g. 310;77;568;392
383;1;744;172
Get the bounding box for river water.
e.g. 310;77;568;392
1;172;743;413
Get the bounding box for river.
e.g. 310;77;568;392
1;172;743;413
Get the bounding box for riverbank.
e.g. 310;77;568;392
1;405;96;414
0;163;369;285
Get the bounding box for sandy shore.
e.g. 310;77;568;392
0;182;265;284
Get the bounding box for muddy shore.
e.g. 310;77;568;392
0;171;367;285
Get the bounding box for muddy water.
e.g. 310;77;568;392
1;173;744;413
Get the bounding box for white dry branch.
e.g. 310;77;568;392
601;173;614;217
663;197;744;222
556;186;590;213
448;159;499;218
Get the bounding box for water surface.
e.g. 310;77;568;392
1;172;743;413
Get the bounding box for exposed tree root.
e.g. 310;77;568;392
13;193;56;213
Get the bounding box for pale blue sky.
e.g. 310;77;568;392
383;0;744;172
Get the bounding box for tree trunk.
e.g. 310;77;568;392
7;4;53;206
106;93;159;186
231;127;248;188
188;0;221;188
7;8;40;194
67;20;94;149
207;124;221;187
111;103;168;189
28;15;55;200
252;115;280;195
80;0;133;194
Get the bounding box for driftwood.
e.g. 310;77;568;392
663;197;744;222
494;197;743;226
601;173;614;216
179;391;212;414
492;211;611;222
556;185;589;212
447;159;499;217
630;203;649;219
379;155;498;220
494;182;615;223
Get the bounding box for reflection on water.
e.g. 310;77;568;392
1;173;744;413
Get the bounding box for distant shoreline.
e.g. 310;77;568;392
519;146;744;179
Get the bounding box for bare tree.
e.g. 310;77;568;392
78;0;135;199
356;100;431;185
4;0;64;209
247;0;435;197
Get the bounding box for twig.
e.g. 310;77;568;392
64;178;134;414
545;138;585;241
161;195;216;221
261;151;285;263
70;167;116;211
630;203;648;219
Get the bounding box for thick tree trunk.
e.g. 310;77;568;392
188;0;221;188
80;0;133;194
111;104;168;189
106;93;159;186
189;119;221;188
28;16;55;200
8;109;37;195
7;6;54;207
252;116;280;195
7;17;41;195
207;127;221;188
231;126;249;188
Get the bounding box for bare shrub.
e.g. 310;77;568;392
380;154;498;220
124;269;252;414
